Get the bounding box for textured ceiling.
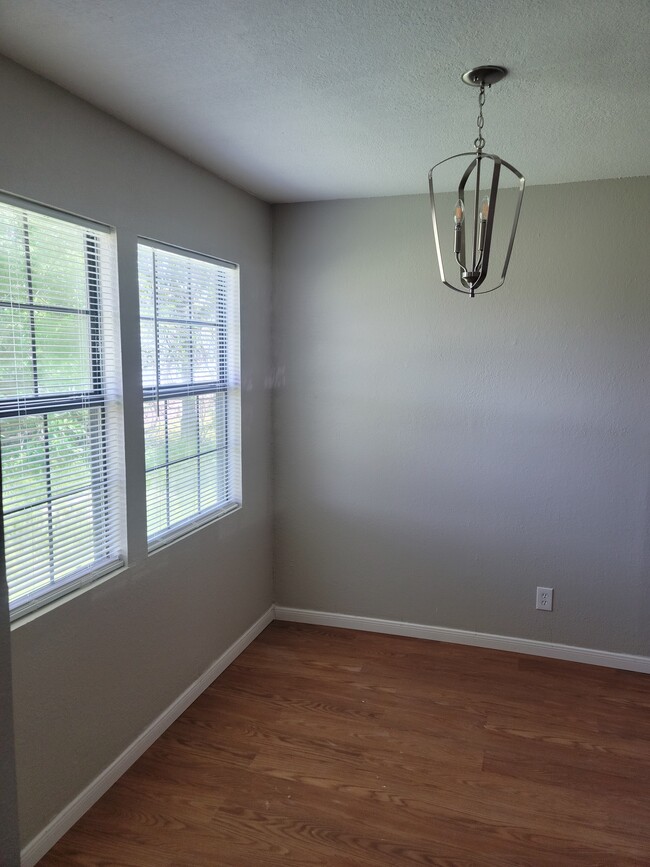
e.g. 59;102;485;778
1;0;649;202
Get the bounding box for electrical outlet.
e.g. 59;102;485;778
536;586;553;611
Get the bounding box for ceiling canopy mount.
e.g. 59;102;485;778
461;65;508;87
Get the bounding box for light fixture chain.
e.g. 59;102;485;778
474;83;486;151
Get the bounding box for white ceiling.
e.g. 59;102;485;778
1;0;649;203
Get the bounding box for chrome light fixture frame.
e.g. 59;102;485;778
428;66;525;297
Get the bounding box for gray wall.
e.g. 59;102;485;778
273;178;650;657
0;56;274;847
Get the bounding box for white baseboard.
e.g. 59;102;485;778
21;605;274;867
274;606;650;674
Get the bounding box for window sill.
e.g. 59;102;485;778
147;502;242;556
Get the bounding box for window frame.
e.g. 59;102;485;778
137;238;241;551
0;192;124;620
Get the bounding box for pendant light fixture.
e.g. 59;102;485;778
428;66;525;297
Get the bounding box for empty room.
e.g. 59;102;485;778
0;1;649;865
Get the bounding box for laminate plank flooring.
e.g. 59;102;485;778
39;621;650;866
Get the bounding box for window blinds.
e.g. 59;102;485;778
0;198;123;617
138;242;240;547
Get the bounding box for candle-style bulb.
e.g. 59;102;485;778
478;196;490;252
453;199;464;255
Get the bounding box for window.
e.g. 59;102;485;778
138;241;240;548
0;197;123;618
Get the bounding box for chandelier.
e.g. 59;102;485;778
428;66;525;297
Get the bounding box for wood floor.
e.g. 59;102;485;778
39;621;650;866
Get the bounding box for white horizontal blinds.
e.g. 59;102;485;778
0;199;123;617
138;242;240;546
